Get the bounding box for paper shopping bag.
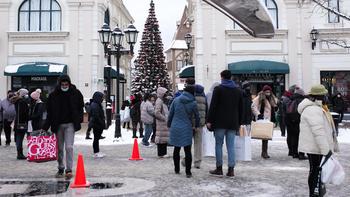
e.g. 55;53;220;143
251;121;274;140
27;131;57;162
235;135;252;161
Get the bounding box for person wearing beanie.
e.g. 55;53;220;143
285;87;307;160
207;70;243;177
30;89;46;131
168;84;200;178
9;88;30;160
298;84;335;196
43;74;84;179
251;85;278;159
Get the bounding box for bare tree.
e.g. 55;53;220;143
312;0;350;21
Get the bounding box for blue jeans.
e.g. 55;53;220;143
214;129;236;167
142;123;153;146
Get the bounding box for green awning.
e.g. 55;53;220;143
179;65;195;78
104;67;125;81
4;62;67;76
228;60;289;74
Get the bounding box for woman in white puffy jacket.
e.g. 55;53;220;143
298;85;334;196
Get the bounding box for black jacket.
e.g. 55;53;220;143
285;93;304;125
241;89;253;125
88;92;106;130
43;84;84;133
11;96;30;132
30;101;46;131
130;99;141;123
333;96;346;112
207;84;243;131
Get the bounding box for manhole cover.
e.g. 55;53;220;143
0;181;70;196
90;182;123;189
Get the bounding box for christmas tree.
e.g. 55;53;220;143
131;0;170;95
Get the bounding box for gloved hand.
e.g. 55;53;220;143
257;114;264;120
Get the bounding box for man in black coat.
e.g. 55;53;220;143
206;70;243;177
43;74;84;179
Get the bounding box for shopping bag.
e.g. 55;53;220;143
27;130;57;162
235;135;252;161
251;120;274;140
121;106;131;123
320;151;345;185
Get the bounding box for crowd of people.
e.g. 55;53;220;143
0;71;344;195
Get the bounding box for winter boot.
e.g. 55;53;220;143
226;167;234;177
261;140;270;159
17;148;26;160
139;130;144;138
132;129;138;138
209;166;223;176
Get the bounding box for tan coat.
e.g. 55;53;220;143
155;87;169;144
251;92;277;121
297;98;334;155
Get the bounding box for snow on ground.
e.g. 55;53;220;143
337;127;350;144
74;123;140;146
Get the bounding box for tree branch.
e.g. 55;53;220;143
312;0;350;21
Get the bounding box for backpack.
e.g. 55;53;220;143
286;99;298;114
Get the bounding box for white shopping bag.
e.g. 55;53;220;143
321;154;345;185
235;135;252;161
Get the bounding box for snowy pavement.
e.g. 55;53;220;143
0;124;349;196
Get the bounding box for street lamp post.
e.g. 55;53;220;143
99;23;138;140
184;33;193;65
310;28;319;50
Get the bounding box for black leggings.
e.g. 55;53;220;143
93;128;102;153
307;154;323;196
173;145;192;175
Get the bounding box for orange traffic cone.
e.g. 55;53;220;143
129;138;143;160
70;153;91;188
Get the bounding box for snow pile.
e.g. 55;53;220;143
337;128;350;144
49;64;66;73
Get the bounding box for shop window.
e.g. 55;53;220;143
234;0;278;29
328;0;340;23
18;0;61;31
321;71;350;112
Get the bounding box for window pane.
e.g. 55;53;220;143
19;12;29;31
268;9;277;28
52;0;61;10
30;0;40;11
41;11;50;31
329;0;338;8
41;0;51;10
266;0;276;9
176;60;183;71
51;11;61;31
30;11;40;31
329;13;339;23
20;1;29;11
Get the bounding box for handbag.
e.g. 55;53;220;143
251;120;274;140
320;151;345;185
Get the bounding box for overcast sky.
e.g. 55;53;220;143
123;0;187;55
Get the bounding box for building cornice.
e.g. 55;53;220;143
0;1;11;8
226;29;288;39
318;28;350;37
66;1;95;7
8;32;70;41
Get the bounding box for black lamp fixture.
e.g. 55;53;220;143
184;33;193;49
98;22;138;140
310;28;319;50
